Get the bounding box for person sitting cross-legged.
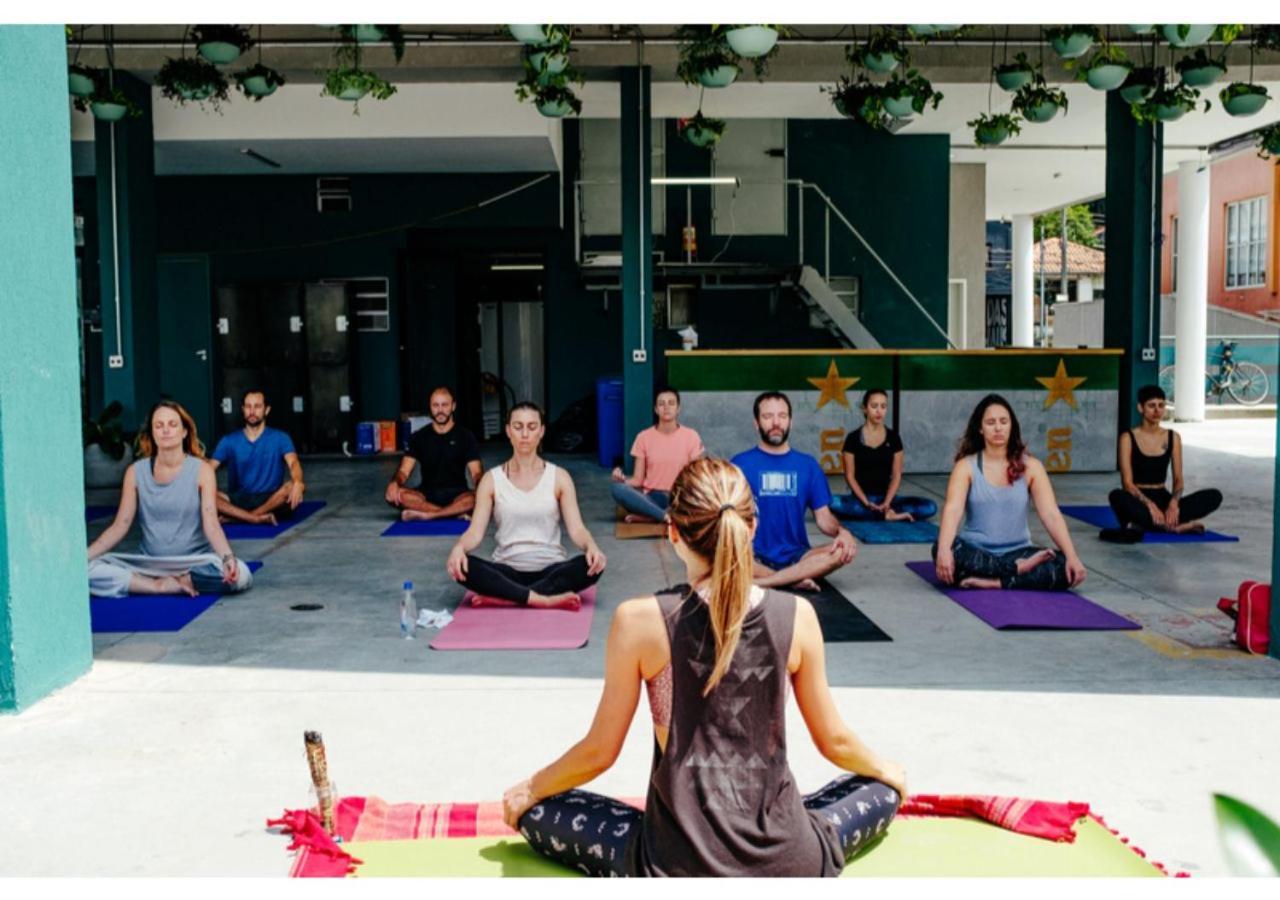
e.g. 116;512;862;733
730;391;857;591
610;386;704;523
829;387;937;522
210;388;305;526
385;386;483;522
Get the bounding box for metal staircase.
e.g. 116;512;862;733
791;265;882;349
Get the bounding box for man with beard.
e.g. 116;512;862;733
385;386;483;521
731;391;857;590
210;389;306;525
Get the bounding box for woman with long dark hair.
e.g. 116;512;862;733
501;457;905;876
87;400;253;597
933;394;1086;591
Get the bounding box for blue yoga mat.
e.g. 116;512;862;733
221;500;326;539
382;519;469;537
1060;505;1238;543
846;519;940;545
85;505;116;522
89;561;263;633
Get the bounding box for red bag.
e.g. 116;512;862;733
1218;581;1271;655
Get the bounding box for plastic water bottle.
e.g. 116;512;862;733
400;581;417;640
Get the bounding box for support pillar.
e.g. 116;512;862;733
1273;393;1280;660
1103;91;1163;431
1174;160;1210;421
1011;214;1034;347
0;26;93;712
620;67;654;446
96;70;159;429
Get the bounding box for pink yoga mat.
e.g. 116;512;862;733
429;585;597;650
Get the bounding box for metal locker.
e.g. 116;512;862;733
259;283;306;367
214;285;262;368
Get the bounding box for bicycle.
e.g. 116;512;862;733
1158;340;1271;407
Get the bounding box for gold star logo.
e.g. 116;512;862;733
807;359;860;410
1036;358;1088;409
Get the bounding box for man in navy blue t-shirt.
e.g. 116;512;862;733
731;391;857;590
210;389;306;525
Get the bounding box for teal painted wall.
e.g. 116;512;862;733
0;26;93;712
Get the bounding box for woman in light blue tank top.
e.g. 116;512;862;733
87;401;253;598
933;395;1086;591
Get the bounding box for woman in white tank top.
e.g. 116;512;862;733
446;402;606;610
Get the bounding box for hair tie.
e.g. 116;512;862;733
719;503;734;514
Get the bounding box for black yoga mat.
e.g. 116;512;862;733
806;578;892;642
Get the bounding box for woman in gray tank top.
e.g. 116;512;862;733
933;394;1086;591
87;401;253;598
501;458;906;876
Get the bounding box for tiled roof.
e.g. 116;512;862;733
1032;239;1106;276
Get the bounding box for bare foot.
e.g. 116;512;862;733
400;508;438;522
528;592;582;611
155;574;198;597
1015;549;1055;575
791;578;821;593
469;594;519;608
623;513;659;524
256;512;277;527
885;510;915;523
459;513;471;522
1174;521;1206;534
959;576;1001;589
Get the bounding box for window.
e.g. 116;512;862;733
1225;197;1268;289
321;277;389;332
1170;216;1178;292
316;177;352;213
579;119;665;236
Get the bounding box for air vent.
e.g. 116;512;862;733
316;177;352;213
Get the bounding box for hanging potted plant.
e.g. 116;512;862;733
1255;26;1280;53
192;25;253;65
851;29;908;75
83;84;142;121
968;112;1022;146
1160;24;1218;48
1012;74;1069;123
1258;122;1280;159
234;63;286;100
524;26;572;84
994;52;1035;92
723;25;781;59
1119;66;1160;103
1175;49;1227;87
1129;25;1157;35
338;25;407;62
156;56;231;110
675;27;740;88
823;76;889;130
1045;25;1101;60
1219;82;1270;117
1134;82;1206;123
678;111;727;149
881;69;943;119
516;66;582;117
508;24;554;46
322;65;397;108
1076;44;1133;91
68;63;102;98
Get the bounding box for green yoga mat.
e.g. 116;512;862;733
343;816;1162;878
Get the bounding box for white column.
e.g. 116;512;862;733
1078;278;1094;304
1011;214;1035;347
1174;160;1210;421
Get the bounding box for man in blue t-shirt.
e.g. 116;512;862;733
210;389;306;526
731;391;857;590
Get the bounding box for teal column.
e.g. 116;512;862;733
620;67;654;446
96;70;159;429
1103;91;1163;431
0;26;93;712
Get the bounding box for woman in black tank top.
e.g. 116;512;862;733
1105;385;1222;540
502;458;906;876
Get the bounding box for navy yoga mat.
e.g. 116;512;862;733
85;505;117;522
221;500;326;539
89;560;263;633
807;579;891;642
1059;505;1238;543
904;561;1139;631
381;519;470;537
846;519;940;545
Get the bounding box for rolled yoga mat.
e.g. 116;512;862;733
381;518;470;537
331;816;1162;878
1059;505;1238;543
904;561;1139;631
89;560;263;633
222;500;326;539
429;585;597;651
845;519;940;545
807;579;891;642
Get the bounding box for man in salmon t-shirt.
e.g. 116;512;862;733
610;387;704;522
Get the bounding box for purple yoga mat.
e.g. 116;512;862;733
429;586;597;650
904;561;1139;631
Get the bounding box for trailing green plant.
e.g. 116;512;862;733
1175;48;1227;78
1258;122;1280;160
1071;42;1131;75
721;24;792;78
1132;81;1207;123
1212;25;1247;46
68;62;104;97
1214;794;1280;875
85;85;144;118
967;112;1022;145
848;28;908;70
338;25;407;62
1012;73;1069;118
234;63;286;100
823;75;890;130
321;65;397;111
675;26;738;85
881;69;943;114
1118;65;1161;102
156;56;231;110
677;111;727;148
1045;23;1101;57
515;69;582;115
1220;81;1269;102
191;24;253;55
84;401;129;460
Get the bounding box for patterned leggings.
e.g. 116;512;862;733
518;774;900;877
933;537;1070;591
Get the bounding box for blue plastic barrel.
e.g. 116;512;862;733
596;376;625;468
355;421;377;455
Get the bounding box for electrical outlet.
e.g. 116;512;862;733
1141;348;1156;362
632;349;647;363
108;355;124;369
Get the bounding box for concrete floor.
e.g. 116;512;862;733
3;419;1279;876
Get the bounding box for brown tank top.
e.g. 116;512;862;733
627;586;845;876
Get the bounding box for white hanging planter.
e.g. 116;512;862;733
724;26;778;59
